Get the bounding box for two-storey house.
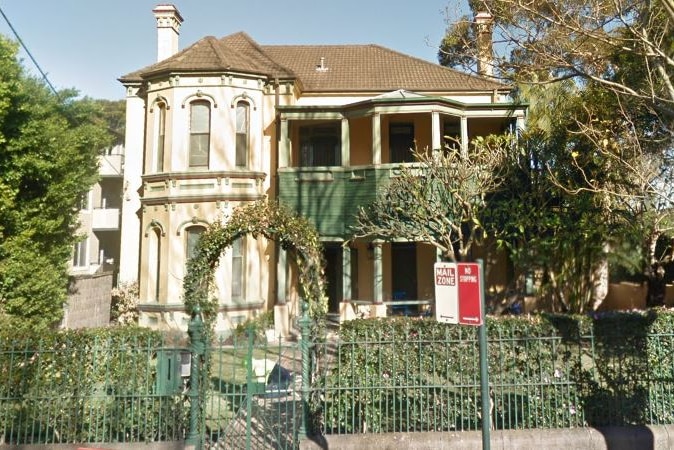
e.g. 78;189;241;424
118;4;526;334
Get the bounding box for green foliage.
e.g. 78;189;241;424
110;281;140;325
440;0;674;310
0;326;186;444
352;137;515;262
183;199;327;332
317;311;674;433
231;310;274;342
0;36;112;329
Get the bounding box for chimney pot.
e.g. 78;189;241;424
474;12;494;77
153;4;184;62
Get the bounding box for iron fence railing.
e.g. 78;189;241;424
2;316;674;448
312;324;674;435
202;333;303;450
0;336;186;445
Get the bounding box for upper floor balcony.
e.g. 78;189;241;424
92;207;120;230
278;164;408;236
277;96;526;238
99;153;123;177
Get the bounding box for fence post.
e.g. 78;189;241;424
298;300;312;441
186;306;206;450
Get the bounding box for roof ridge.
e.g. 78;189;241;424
222;32;296;77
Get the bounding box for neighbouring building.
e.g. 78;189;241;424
66;144;124;328
117;4;526;334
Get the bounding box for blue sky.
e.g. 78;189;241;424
0;1;461;100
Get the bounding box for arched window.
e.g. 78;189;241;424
189;101;210;168
235;101;249;168
155;103;166;172
147;228;162;302
231;237;245;300
185;225;205;262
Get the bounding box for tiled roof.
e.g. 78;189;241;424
120;32;505;93
261;44;504;92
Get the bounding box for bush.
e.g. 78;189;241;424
316;310;674;434
0;326;186;444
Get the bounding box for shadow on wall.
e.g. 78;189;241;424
600;283;674;311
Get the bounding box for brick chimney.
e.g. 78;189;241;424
474;12;494;77
153;4;183;62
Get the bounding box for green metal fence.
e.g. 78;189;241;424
201;333;303;449
312;319;674;436
2;314;674;449
0;334;186;445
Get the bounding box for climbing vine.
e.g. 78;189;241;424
182;200;327;332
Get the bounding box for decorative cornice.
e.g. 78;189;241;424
141;193;265;207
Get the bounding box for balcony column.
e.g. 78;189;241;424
279;118;290;167
370;241;386;317
274;245;290;338
341;117;350;166
431;111;442;151
339;245;355;321
342;245;351;301
460;116;468;155
276;246;287;305
372;113;381;165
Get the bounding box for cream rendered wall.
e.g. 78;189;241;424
136;74;285;331
118;87;145;285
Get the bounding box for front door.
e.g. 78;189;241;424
391;243;417;314
323;244;343;314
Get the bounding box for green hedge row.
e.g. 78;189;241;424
0;327;187;444
317;310;674;434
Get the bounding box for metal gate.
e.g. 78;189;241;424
183;309;312;450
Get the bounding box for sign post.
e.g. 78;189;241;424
475;260;490;450
434;259;490;450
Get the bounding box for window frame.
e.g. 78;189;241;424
230;237;245;301
189;100;211;168
299;123;341;167
73;238;88;268
155;102;166;172
185;225;206;262
389;122;416;163
235;101;249;168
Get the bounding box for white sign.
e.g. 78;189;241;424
434;262;458;324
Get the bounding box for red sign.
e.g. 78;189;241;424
457;263;483;326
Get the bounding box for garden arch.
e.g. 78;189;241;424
182;200;327;329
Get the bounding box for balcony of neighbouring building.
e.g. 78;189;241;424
99;153;123;177
92;207;120;230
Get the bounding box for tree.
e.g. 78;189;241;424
440;0;674;310
440;0;674;119
351;137;514;262
0;36;112;329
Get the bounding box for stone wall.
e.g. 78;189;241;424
63;271;112;328
301;425;674;450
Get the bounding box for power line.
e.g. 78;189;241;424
0;5;58;96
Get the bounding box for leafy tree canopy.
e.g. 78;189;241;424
0;36;113;329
